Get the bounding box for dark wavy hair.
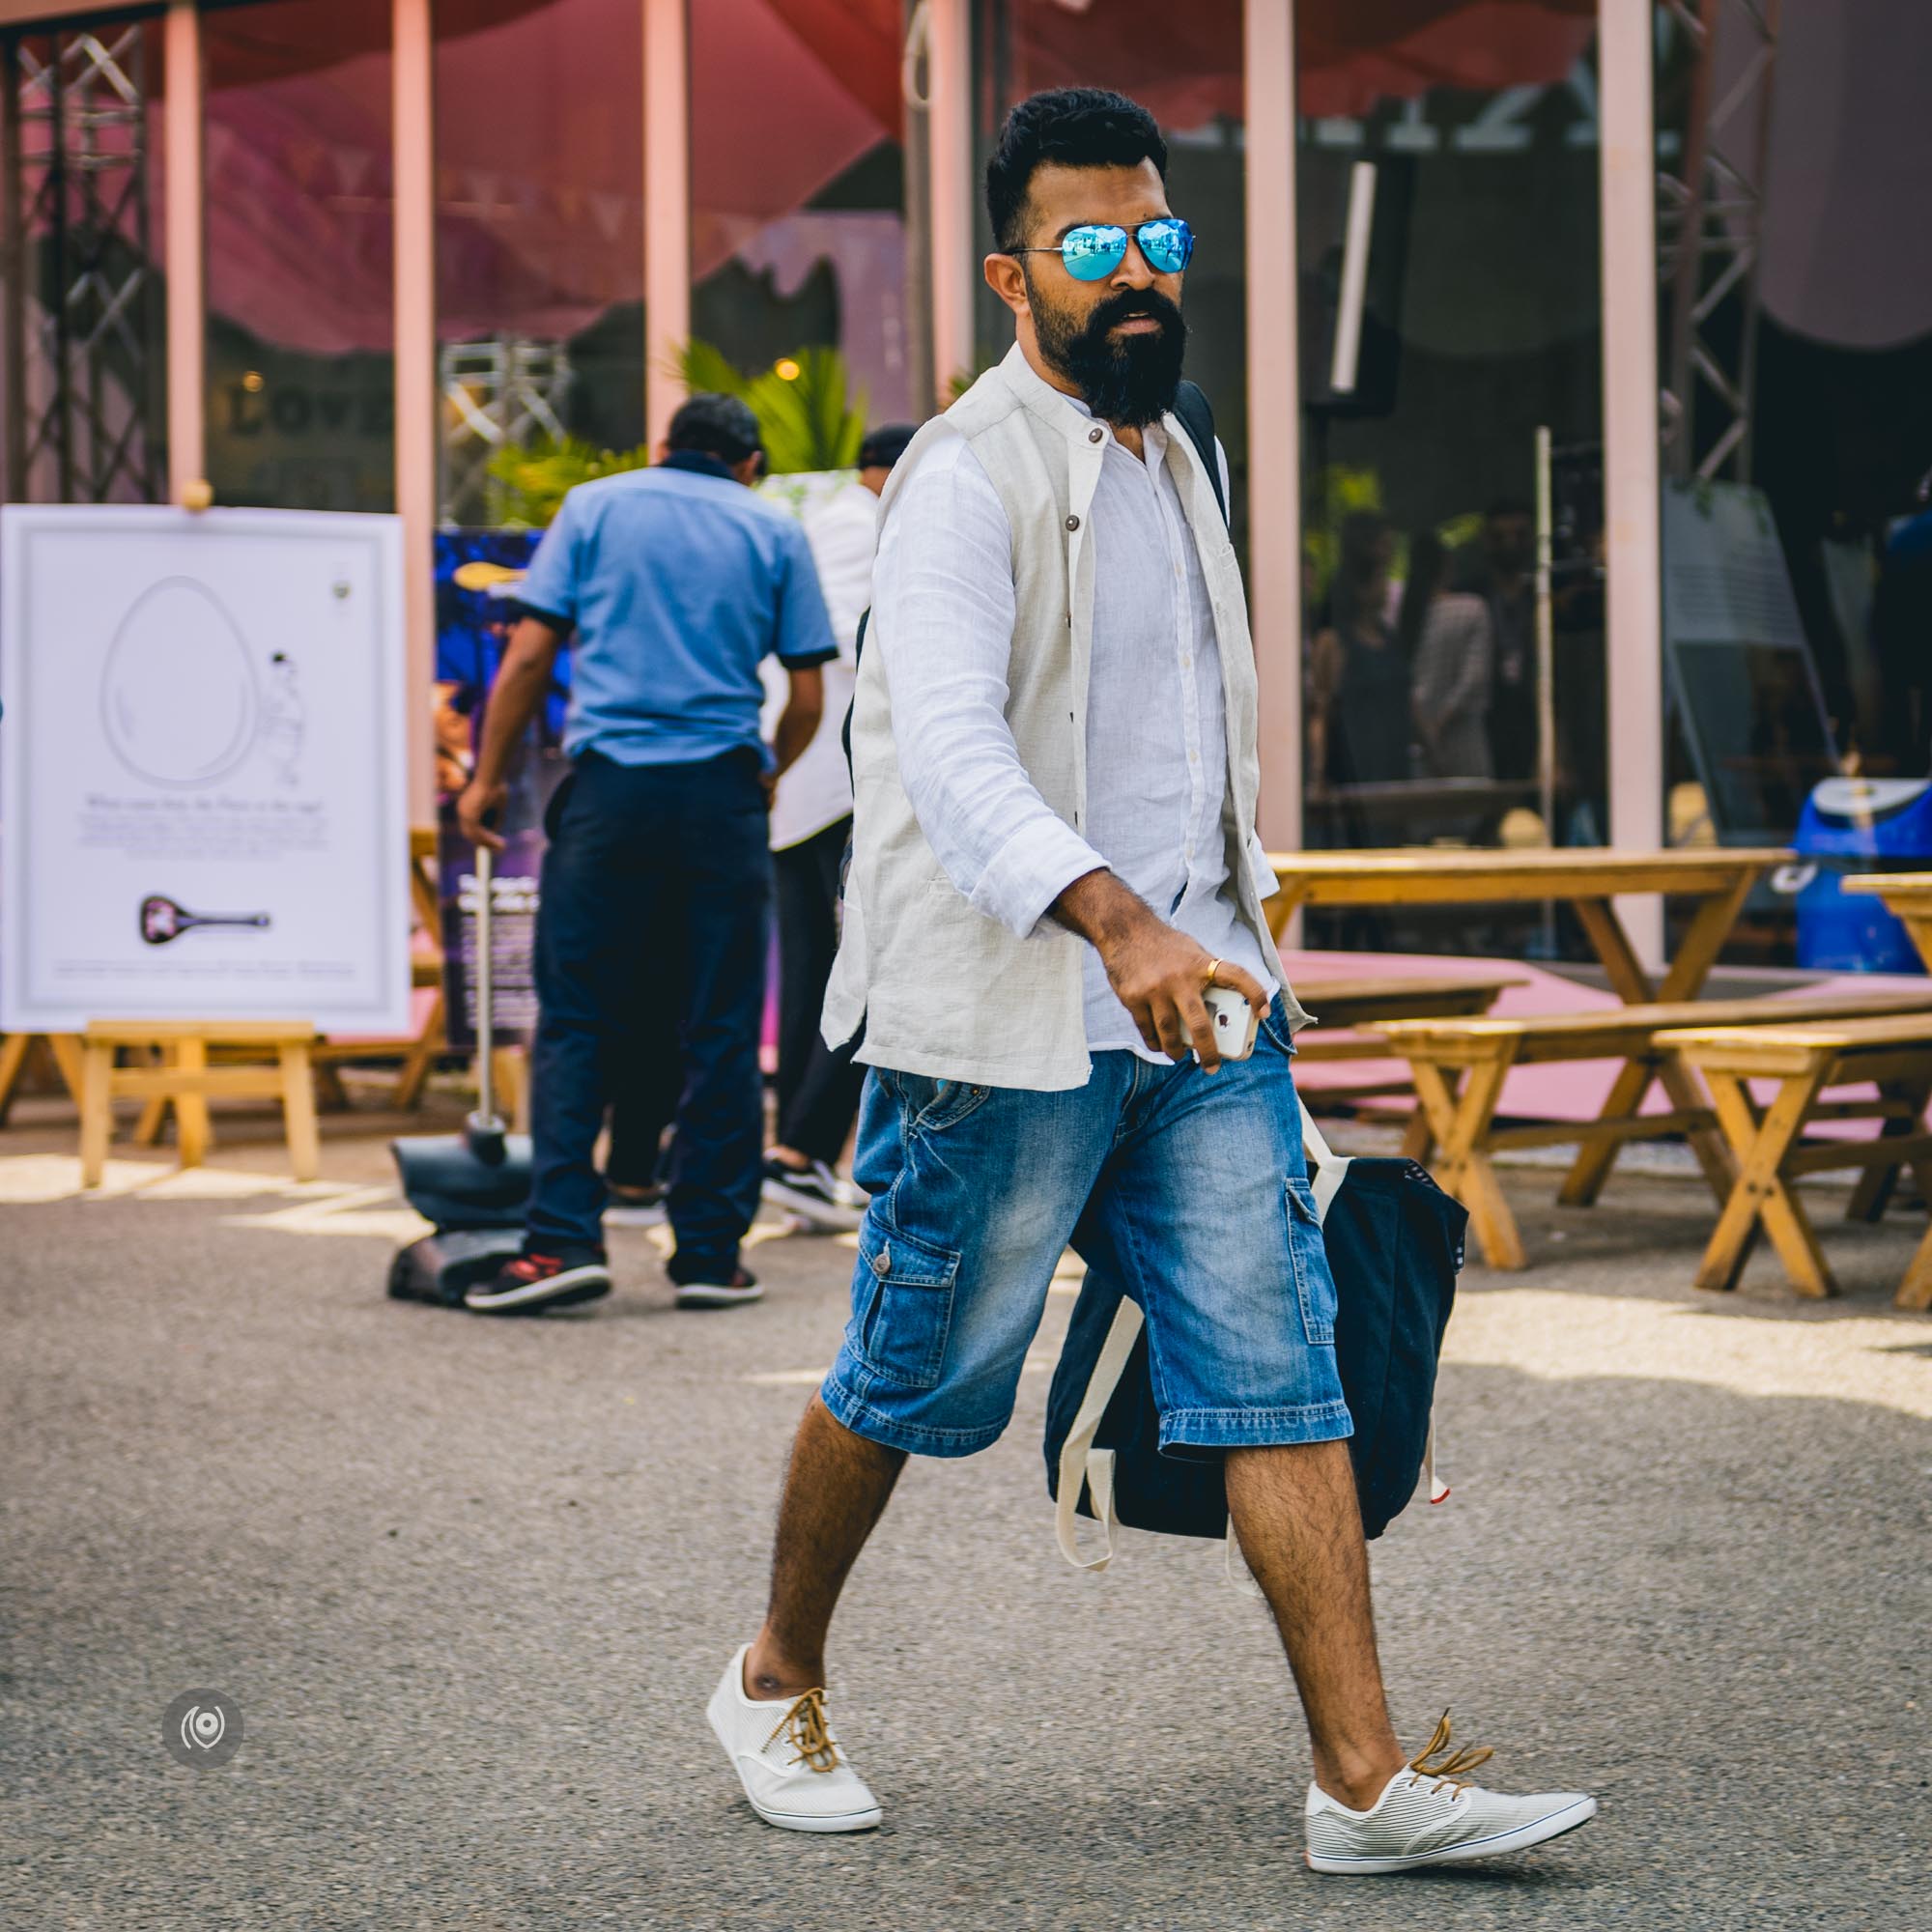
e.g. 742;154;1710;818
984;88;1169;253
667;392;762;465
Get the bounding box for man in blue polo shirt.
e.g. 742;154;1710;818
456;393;835;1314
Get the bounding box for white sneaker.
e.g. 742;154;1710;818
706;1645;883;1833
1304;1715;1596;1874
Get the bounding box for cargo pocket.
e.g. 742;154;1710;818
852;1218;961;1390
1284;1177;1337;1346
1258;1000;1298;1059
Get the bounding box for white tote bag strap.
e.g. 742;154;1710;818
1054;1296;1144;1571
1425;1413;1449;1504
1298;1096;1352;1221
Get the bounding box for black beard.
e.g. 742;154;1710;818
1028;278;1188;430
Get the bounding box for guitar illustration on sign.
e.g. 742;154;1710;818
139;895;272;946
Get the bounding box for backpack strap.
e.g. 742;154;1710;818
840;605;868;783
1053;1295;1144;1571
1170;380;1228;527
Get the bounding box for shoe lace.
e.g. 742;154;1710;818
1407;1711;1493;1798
762;1689;840;1775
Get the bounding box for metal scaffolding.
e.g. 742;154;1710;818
1657;0;1781;485
439;335;573;524
2;25;163;503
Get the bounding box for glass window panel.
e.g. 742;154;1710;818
690;0;911;436
1657;4;1932;970
1295;2;1605;958
203;0;395;512
435;0;645;523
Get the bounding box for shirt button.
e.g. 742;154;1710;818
1066;514;1081;531
1181;654;1192;668
1088;426;1104;443
872;1246;892;1277
1189;750;1200;765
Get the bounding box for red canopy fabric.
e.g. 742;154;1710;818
690;0;902;283
992;0;1596;123
145;0;1598;356
1298;0;1597;117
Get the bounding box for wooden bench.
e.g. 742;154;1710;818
1658;1012;1932;1308
1372;989;1932;1270
1293;972;1524;1038
1290;972;1524;1110
78;1022;320;1188
0;1032;82;1124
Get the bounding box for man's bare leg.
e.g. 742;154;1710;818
1226;1439;1407;1808
744;1395;906;1699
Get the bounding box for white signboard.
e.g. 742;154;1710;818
1662;479;1808;652
1;506;410;1034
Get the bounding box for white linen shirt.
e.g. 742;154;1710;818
872;397;1276;1060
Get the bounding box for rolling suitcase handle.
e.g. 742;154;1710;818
465;839;508;1164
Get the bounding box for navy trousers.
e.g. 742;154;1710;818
774;814;866;1165
527;747;770;1267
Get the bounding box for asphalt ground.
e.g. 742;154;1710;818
2;1094;1929;1930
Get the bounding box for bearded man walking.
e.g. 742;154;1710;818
706;89;1598;1876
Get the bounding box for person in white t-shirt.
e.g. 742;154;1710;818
761;425;917;1229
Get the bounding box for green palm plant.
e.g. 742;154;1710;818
485;433;651;527
671;340;867;474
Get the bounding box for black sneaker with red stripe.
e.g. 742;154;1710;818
464;1245;612;1315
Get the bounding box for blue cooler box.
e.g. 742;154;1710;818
1789;779;1932;973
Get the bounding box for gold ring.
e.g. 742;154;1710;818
1203;957;1223;987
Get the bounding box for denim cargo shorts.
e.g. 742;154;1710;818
821;1000;1352;1459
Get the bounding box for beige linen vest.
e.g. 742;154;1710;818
821;343;1305;1091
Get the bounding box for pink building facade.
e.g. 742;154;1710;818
5;2;1928;965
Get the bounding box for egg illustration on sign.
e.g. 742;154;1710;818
99;577;259;787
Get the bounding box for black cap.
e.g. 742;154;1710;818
858;423;919;473
667;392;763;464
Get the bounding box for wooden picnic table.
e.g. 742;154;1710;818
1263;847;1790;1204
1840;872;1932;972
1662;1011;1932;1309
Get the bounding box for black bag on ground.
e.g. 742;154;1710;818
1043;1113;1465;1568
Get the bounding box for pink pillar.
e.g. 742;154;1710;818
926;0;975;404
642;0;690;448
1244;0;1304;857
1599;0;1664;964
161;0;204;501
392;0;437;829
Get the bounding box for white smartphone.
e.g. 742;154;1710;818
1187;983;1259;1063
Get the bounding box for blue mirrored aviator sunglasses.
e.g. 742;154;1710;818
1013;216;1195;281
